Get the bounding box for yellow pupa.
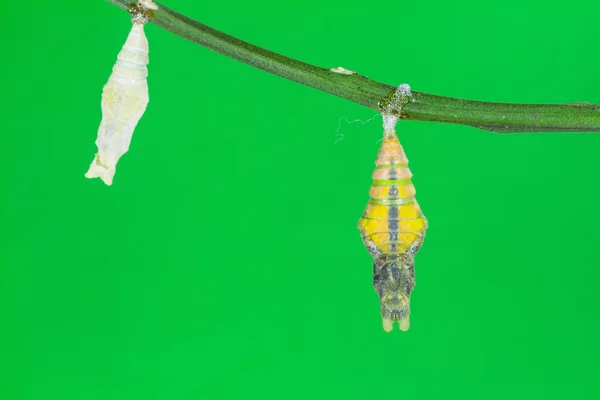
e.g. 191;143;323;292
358;100;428;332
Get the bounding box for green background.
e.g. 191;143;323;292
2;0;600;398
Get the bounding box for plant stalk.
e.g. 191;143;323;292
106;0;600;133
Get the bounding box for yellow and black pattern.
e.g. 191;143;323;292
358;128;428;332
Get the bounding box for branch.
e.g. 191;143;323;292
106;0;600;133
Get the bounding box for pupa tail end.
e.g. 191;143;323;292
85;154;115;186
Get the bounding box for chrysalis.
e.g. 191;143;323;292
85;1;157;185
358;116;428;332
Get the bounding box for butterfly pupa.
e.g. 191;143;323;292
85;1;157;186
358;115;428;332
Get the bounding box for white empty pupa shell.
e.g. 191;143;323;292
85;21;151;186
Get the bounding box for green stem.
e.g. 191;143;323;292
107;0;600;133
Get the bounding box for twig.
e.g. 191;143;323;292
106;0;600;133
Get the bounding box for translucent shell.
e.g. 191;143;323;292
85;23;151;186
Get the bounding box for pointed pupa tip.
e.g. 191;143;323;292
382;318;394;332
381;316;410;332
85;156;115;186
399;317;410;332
